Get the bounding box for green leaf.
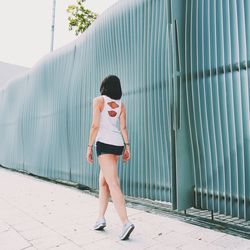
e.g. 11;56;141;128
67;0;97;36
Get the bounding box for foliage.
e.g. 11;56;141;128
67;0;97;36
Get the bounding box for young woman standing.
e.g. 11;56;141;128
86;75;135;240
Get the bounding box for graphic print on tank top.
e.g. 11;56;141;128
107;101;119;117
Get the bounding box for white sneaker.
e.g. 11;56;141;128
93;218;106;230
119;221;135;240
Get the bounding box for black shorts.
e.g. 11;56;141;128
96;141;124;157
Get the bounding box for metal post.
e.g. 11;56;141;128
50;0;56;52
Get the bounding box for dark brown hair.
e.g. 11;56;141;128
100;75;122;100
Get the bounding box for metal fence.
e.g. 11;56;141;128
0;0;249;220
181;0;250;220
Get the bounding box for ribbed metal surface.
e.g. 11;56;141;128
183;0;250;220
0;0;172;202
0;0;249;220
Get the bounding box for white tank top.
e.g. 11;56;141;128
95;95;124;146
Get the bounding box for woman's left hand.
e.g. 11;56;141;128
123;145;131;162
86;147;93;164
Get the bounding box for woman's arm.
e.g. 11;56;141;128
86;97;102;164
120;103;130;162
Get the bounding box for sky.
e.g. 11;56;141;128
0;0;119;68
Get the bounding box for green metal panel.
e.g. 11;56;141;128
182;0;250;220
171;0;195;211
0;0;173;203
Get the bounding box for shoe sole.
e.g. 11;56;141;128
120;224;135;240
94;224;106;230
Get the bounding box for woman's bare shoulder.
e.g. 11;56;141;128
93;96;104;104
93;96;104;111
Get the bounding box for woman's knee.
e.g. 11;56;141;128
99;176;109;189
106;178;120;190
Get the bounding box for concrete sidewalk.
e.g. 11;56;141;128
0;167;249;250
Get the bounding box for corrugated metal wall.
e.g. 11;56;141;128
0;0;172;201
182;0;250;220
0;0;249;220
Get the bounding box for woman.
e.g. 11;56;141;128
86;75;135;240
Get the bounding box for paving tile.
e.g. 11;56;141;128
211;234;250;249
18;226;55;241
177;241;226;250
68;230;109;246
48;242;83;250
0;220;9;233
29;234;69;250
163;220;202;234
0;229;31;250
51;223;88;237
117;233;162;250
20;247;37;250
184;226;226;243
84;238;127;250
151;231;206;248
145;243;181;250
12;221;44;232
0;212;32;227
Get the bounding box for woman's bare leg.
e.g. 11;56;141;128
98;154;129;225
97;170;110;219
